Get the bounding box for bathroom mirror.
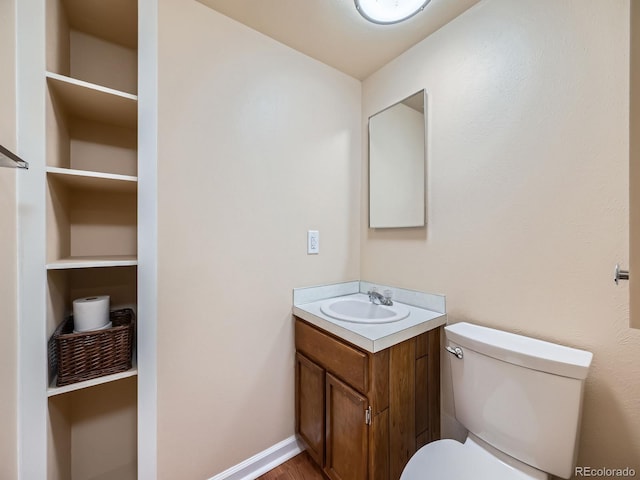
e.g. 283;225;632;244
369;90;427;228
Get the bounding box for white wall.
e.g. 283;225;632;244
361;0;640;471
156;0;361;477
0;0;18;476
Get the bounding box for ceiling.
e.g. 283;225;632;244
196;0;481;80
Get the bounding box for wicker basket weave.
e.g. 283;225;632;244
49;308;135;387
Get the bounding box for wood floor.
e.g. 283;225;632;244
257;452;327;480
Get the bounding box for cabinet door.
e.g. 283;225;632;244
296;353;325;466
325;373;368;480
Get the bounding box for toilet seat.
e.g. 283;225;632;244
400;435;549;480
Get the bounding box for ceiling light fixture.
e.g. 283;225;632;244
354;0;431;25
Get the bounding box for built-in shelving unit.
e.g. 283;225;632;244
18;0;157;476
42;0;139;478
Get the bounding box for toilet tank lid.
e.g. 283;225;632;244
445;322;593;380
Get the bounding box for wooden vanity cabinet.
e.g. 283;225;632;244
295;318;441;480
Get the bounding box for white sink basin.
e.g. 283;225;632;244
320;297;410;324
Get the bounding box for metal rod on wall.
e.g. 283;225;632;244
0;144;28;169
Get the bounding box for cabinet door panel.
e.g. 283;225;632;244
296;320;369;393
415;355;429;438
325;373;368;480
296;353;325;466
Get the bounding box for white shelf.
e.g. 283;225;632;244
46;256;138;270
48;359;138;397
46;72;137;129
47;167;137;192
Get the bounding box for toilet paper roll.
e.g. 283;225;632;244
73;296;110;332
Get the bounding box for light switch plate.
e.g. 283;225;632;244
307;230;319;254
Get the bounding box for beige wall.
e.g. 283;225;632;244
70;379;138;480
0;0;18;477
156;0;361;477
362;0;640;472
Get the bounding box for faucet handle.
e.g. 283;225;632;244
382;289;394;306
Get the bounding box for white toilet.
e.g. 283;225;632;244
401;322;593;480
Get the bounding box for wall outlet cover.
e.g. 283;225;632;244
307;230;319;254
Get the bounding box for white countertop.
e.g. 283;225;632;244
293;285;447;353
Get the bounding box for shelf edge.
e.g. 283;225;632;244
46;166;138;183
47;367;138;397
46;257;138;270
46;71;138;101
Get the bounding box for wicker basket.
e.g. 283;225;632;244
49;308;135;387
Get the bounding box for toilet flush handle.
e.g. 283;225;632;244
614;264;629;285
446;345;463;359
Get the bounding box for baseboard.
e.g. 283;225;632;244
208;435;304;480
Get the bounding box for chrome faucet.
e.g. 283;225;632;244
368;288;393;306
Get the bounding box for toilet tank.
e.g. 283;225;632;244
445;322;592;479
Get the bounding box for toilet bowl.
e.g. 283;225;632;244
401;322;592;480
401;434;548;480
